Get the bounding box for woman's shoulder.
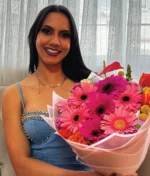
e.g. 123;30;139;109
3;84;19;97
2;84;21;110
2;75;33;100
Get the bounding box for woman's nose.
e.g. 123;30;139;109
49;34;60;46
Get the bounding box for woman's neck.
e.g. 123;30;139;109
35;64;66;86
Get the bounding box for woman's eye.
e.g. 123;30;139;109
41;28;52;35
61;32;70;39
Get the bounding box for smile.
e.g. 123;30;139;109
44;48;62;56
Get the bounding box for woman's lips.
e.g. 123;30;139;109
44;48;62;56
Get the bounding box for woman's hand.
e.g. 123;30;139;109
127;174;138;176
85;171;105;176
85;171;138;176
110;173;138;176
108;173;138;176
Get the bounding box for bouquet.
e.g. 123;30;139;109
41;62;150;176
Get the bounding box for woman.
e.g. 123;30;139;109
2;5;137;176
2;5;101;176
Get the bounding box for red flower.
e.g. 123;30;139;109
141;87;150;106
58;128;73;139
139;73;150;87
68;131;88;144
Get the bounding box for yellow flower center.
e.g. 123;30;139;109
114;119;126;130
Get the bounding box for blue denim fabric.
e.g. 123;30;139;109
17;83;91;171
23;116;91;171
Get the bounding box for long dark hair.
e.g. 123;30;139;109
28;5;91;82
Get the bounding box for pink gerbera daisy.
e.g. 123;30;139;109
68;83;98;107
101;107;137;134
95;75;127;98
71;83;81;92
86;93;115;118
59;106;89;133
55;116;62;129
114;83;141;112
56;101;68;113
128;81;141;92
79;116;103;143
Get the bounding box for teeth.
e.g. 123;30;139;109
46;49;59;53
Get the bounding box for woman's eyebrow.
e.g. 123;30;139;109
42;25;53;30
42;25;70;33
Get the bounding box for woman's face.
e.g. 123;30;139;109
36;12;71;66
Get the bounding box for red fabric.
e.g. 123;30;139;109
98;62;123;76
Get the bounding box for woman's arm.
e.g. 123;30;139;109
2;85;100;176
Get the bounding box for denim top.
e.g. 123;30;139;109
17;83;90;171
